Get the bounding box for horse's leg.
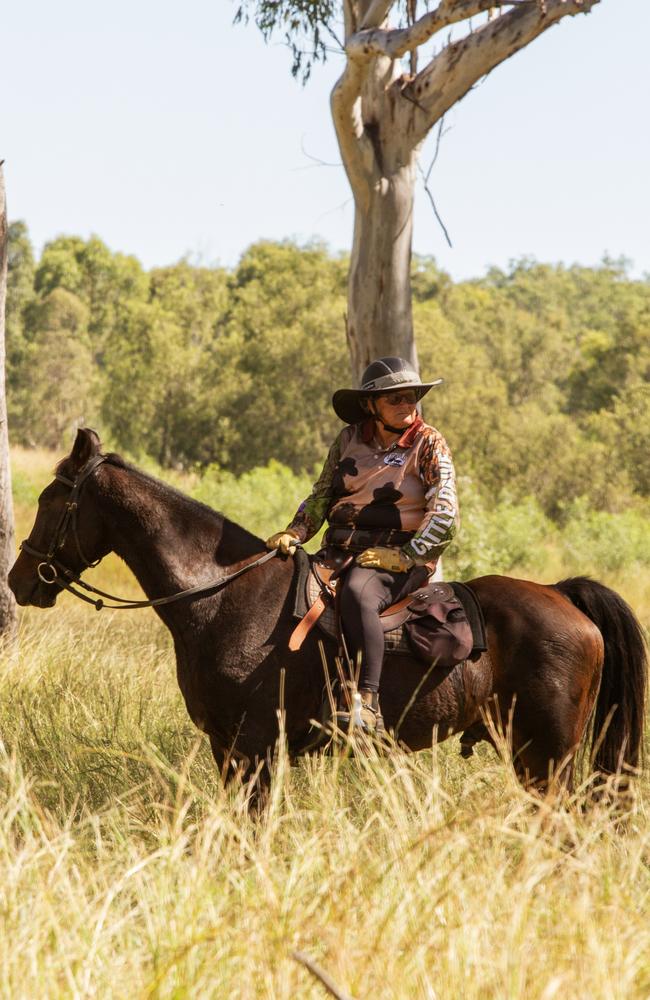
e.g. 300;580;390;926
208;733;273;814
458;692;577;788
493;636;602;795
459;719;496;759
466;576;605;796
208;734;252;787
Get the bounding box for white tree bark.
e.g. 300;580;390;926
346;152;419;376
332;0;600;379
0;163;18;637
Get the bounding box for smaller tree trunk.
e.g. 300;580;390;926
0;164;18;637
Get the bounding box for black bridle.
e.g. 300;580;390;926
20;454;279;611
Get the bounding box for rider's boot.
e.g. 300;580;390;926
331;686;385;737
357;689;385;736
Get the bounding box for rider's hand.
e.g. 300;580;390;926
356;547;414;573
265;531;300;556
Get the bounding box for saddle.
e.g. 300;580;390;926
290;548;487;668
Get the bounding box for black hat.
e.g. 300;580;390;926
332;356;443;424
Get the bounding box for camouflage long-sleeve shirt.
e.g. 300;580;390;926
286;418;458;565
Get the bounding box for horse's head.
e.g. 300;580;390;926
9;428;111;608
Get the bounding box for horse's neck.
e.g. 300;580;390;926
94;466;260;608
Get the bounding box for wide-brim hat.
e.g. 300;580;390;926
332;356;443;425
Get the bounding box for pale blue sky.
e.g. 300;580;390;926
3;0;649;280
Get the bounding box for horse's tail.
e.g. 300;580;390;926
554;576;647;775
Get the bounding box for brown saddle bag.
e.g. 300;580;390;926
397;585;473;666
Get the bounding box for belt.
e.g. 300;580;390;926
324;526;413;552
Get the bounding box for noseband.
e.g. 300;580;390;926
20;454;279;611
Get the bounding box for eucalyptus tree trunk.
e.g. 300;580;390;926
347;155;419;375
332;0;600;380
0;163;17;636
339;48;421;376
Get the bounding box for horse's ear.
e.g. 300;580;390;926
69;428;102;472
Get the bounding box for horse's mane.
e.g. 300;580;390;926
105;453;226;522
55;451;264;547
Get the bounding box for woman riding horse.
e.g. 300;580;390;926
9;424;646;794
266;356;459;732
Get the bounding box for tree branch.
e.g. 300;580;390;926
343;0;358;40
331;59;375;211
407;0;600;143
360;0;398;31
349;0;508;60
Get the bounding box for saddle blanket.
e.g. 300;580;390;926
292;549;487;664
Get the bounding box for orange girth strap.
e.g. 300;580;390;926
288;592;330;651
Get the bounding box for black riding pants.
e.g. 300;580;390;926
339;563;429;693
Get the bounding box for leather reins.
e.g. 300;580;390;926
20;455;279;611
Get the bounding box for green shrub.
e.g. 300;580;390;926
558;498;650;572
11;462;44;509
444;477;552;580
192;459;315;543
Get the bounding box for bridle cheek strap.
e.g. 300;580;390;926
20;454;109;578
20;454;281;611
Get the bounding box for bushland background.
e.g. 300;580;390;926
2;227;650;997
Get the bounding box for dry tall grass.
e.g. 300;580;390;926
3;448;649;998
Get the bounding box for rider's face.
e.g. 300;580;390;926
372;390;418;428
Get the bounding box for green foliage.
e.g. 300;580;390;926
5;222;36;439
10;464;43;509
417;257;650;518
34;234;148;355
591;381;650;497
101;261;229;466
558;498;650;573
5;221;35;353
12;288;98;448
235;0;339;81
234;1;433;81
193;459;315;542
444;478;552;579
215;240;348;473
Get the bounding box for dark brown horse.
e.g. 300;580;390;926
8;429;648;794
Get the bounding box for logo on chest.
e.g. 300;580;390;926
383;452;406;467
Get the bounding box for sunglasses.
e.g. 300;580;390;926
378;391;418;406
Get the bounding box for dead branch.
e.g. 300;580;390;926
295;137;342;170
292;950;357;1000
419;162;453;248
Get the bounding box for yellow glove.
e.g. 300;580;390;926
265;531;300;555
356;547;414;573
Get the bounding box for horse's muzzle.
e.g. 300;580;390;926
8;556;59;608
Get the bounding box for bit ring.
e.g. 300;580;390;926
37;562;58;585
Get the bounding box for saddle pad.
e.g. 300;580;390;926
291;549;487;659
449;581;488;657
304;562;411;654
